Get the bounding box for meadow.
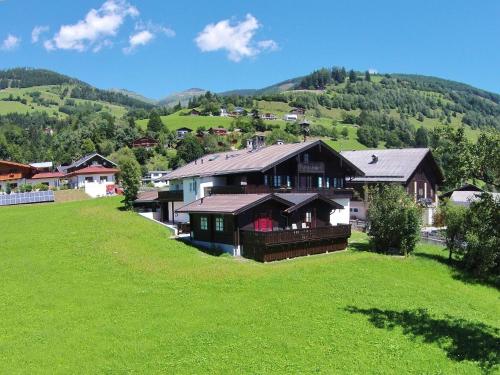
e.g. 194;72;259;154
1;198;498;373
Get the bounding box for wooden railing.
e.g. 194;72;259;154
158;190;184;201
210;185;352;197
297;161;325;174
240;224;351;246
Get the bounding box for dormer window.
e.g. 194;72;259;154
303;153;309;163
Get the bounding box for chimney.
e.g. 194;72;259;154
371;154;378;163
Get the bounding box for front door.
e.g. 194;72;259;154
254;212;273;232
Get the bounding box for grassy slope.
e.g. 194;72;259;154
0;85;128;118
1;198;498;374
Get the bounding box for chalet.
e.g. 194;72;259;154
284;113;298;121
340;148;444;225
440;184;498;207
0;160;37;191
246;133;266;150
132;136;159;149
178;193;350;261
142;171;170;187
28;171;64;188
58;153;117;174
208;127;228;136
149;140;363;261
176;127;192;139
220;108;228;117
58;153;119;195
260;113;277;120
291;107;306;115
189;109;201;116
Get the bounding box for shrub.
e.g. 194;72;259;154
367;185;422;257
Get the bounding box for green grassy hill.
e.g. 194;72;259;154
1;198;498;373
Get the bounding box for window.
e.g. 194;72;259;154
303;153;309;163
85;177;93;183
318;176;323;188
273;175;281;187
100;176;107;182
305;211;312;223
286;176;291;188
264;175;269;186
215;217;224;232
326;177;330;188
200;216;208;230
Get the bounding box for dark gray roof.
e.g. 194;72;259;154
275;193;316;205
176;194;291;214
163;140;363;181
341;148;440;183
58;153;117;173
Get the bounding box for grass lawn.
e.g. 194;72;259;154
1;198;498;373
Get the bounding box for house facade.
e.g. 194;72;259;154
0;160;37;191
149;140;363;261
132;136;159;149
341;148;444;225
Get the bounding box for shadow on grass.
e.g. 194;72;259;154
348;241;372;252
345;306;500;373
175;238;230;258
415;252;500;290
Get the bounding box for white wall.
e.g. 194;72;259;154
350;200;367;221
84;181;116;198
330;198;350;225
70;174;115;189
27;178;59;188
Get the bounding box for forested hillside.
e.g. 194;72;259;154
0;67;498;191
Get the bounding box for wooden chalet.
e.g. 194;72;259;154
132;136;159;149
0;160;37;191
341;148;444;225
147;139;364;261
208;127;228;136
177;193;350;262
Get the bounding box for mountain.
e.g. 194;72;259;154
109;88;157;105
220;76;304;96
158;88;207;107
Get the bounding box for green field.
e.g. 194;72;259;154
1;198;498;373
0;85;128;118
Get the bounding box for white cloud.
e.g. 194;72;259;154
123;21;175;54
44;0;138;52
1;34;21;51
195;14;278;62
123;30;153;54
31;26;49;43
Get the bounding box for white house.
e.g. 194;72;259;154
283;114;298;121
28;172;64;188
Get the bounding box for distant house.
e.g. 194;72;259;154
176;127;192;139
440;184;498;207
132;136;159;149
246;133;266;150
341;148;444;225
220;108;228;117
30;161;53;173
65;165;120;191
291;108;306;115
142;170;171;188
261;113;277;120
283;114;298;121
58;153;119;196
189;109;201;116
229;107;246;117
208;127;228;136
58;153;117;175
0;160;37;191
28;171;64;188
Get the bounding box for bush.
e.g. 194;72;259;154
367;185;422;257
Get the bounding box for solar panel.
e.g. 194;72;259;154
0;191;55;207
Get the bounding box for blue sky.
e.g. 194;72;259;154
0;0;498;99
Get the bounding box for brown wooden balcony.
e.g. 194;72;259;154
297;161;325;174
158;190;184;202
210;185;353;198
240;224;351;262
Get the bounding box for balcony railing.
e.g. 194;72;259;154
158;190;184;202
297;161;325;174
210;185;352;197
240;224;351;246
